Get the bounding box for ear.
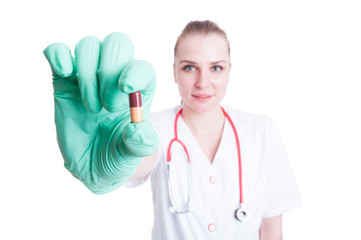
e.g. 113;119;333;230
227;63;232;85
173;63;177;83
227;62;232;83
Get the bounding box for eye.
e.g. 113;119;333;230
212;65;223;72
183;65;196;71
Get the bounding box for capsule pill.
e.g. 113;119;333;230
129;91;143;123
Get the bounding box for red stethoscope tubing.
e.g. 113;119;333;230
167;109;190;164
166;107;243;205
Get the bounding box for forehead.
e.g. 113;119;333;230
175;33;229;62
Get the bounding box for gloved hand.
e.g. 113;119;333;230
43;33;158;194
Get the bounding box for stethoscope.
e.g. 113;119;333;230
166;107;249;222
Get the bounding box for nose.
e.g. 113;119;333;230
195;70;210;89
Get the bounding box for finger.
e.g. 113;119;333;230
118;60;156;96
120;121;159;158
75;36;102;114
119;60;156;118
98;32;134;112
43;43;74;78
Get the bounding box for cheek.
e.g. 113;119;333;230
176;78;191;98
214;75;229;89
213;76;229;99
178;82;191;96
176;74;195;88
217;84;228;98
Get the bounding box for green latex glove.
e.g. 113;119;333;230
44;33;158;194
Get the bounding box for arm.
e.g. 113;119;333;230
127;150;158;182
259;215;283;240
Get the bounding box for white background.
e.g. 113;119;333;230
1;0;360;239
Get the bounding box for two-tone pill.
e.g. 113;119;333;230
129;91;143;123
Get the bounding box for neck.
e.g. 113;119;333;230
181;105;225;135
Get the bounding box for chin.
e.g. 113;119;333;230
184;100;220;113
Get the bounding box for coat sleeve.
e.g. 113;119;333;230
262;120;302;218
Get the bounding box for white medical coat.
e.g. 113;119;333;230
126;105;302;240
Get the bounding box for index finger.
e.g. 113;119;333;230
119;60;157;119
118;60;156;96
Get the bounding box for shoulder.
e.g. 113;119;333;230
150;106;181;126
149;105;184;135
222;105;276;131
222;107;285;159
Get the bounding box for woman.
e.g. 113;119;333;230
44;20;301;239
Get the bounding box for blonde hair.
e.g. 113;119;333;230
174;20;230;56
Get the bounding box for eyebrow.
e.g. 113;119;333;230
179;60;227;64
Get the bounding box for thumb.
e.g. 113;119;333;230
120;121;159;158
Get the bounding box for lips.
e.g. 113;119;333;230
192;94;214;101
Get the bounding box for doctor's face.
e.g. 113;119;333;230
174;33;231;113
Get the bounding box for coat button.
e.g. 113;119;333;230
209;176;217;184
208;223;216;232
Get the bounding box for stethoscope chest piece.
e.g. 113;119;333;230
235;205;249;222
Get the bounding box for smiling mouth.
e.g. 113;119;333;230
192;94;214;101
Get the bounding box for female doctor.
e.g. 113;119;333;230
44;20;302;240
